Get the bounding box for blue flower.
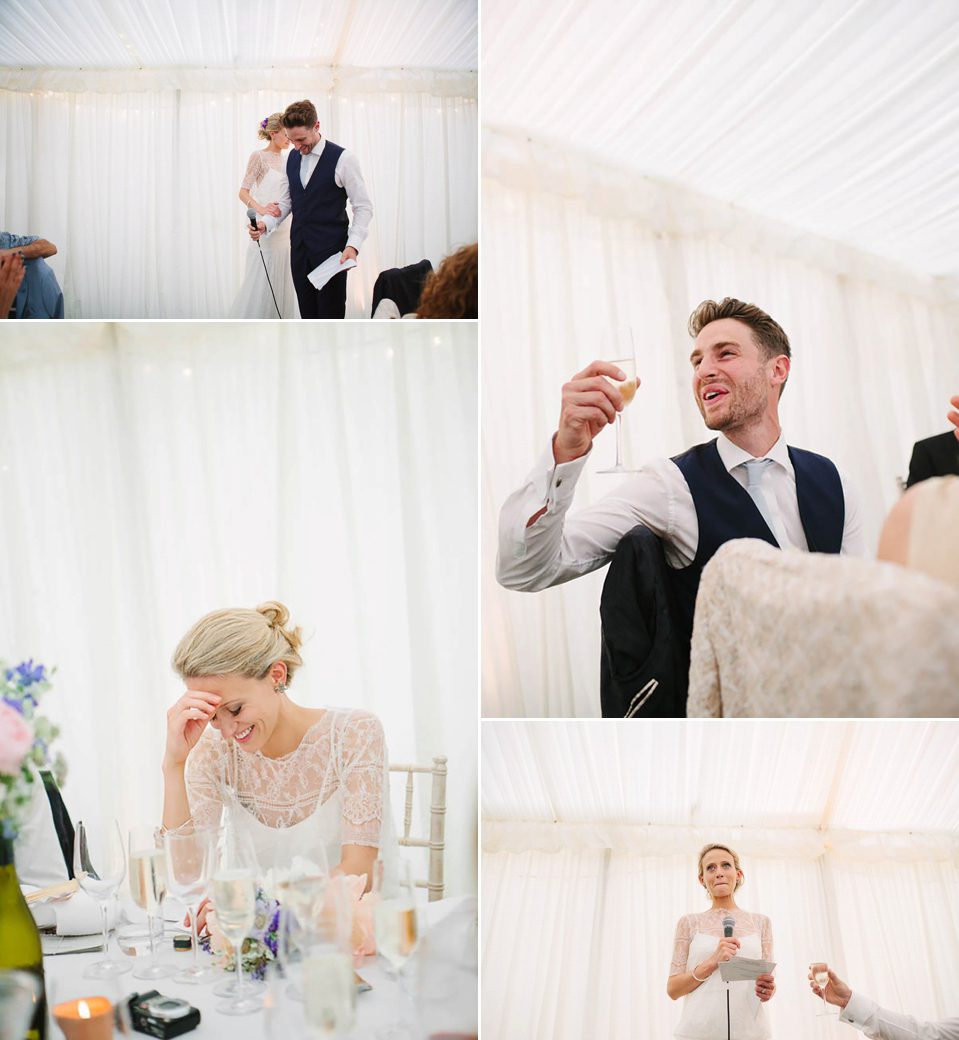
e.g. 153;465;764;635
14;660;46;686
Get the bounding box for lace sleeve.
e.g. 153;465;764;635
760;914;773;961
669;914;695;976
336;710;387;848
184;734;226;829
240;150;267;191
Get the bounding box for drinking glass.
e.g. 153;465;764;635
300;876;355;1037
128;827;175;980
73;818;132;978
375;861;418;980
810;961;833;1015
162;826;218;984
211;866;262;1014
277;871;330;1001
596;326;639;474
0;970;40;1040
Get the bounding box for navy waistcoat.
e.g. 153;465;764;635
668;439;845;641
288;140;349;264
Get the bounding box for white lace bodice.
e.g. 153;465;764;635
671;908;773;1040
240;148;286;191
185;707;385;848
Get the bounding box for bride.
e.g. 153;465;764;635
161;601;394;888
227;114;298;318
667;844;776;1039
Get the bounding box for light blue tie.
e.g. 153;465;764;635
742;458;779;545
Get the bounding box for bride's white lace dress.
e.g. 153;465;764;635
185;707;395;881
227;148;298;319
670;907;773;1039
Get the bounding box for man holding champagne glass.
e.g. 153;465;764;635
808;965;958;1039
497;298;866;712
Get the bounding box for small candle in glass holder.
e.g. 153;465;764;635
53;996;113;1040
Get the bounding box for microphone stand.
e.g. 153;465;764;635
726;980;731;1040
248;211;281;318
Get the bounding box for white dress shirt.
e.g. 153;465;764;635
263;137;373;253
840;992;959;1040
496;431;865;592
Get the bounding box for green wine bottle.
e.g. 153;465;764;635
0;833;47;1040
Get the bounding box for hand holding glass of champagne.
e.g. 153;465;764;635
810;961;832;1015
128;827;174;980
596;326;640;474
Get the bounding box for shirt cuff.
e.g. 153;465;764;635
839;992;873;1027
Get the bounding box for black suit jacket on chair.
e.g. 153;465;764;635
906;430;959;487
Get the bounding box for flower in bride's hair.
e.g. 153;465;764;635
260;117;268;129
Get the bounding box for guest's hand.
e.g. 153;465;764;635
554;360;634;464
0;252;25;319
164;690;221;768
712;936;740;963
184;896;211;937
948;394;959;441
340;246;358;265
756;973;775;1001
264;202;282;218
808;967;852;1009
248;220;266;241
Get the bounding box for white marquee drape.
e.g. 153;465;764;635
482;721;959;1039
481;129;959;717
0;322;478;896
0;1;478;318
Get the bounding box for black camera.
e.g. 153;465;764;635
127;991;201;1038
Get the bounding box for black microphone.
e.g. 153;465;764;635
247;207;259;230
723;915;734;939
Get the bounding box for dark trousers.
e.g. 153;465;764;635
291;243;349;319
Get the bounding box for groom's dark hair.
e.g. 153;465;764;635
281;100;318;130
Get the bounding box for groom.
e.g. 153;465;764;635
249;99;373;319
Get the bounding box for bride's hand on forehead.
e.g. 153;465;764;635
164;690;222;766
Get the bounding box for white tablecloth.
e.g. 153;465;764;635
42;895;476;1040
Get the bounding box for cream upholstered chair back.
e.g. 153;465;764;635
388;756;447;901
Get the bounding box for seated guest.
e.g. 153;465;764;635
371;259;434;318
373;244;477;319
687;537;959;717
878;474;959;590
809;965;957;1039
0;251;25;319
905;394;959;486
0;232;64;318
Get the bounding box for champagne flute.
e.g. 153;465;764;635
375;861;418;980
162;826;218;984
212;867;262;1015
810;961;832;1015
128;827;174;980
73;819;132;978
596;326;639;474
301;876;356;1037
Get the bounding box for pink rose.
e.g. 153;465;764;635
334;873;378;965
0;702;33;775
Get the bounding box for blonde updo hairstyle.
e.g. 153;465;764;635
698;843;744;895
257;113;284;141
173;601;304;686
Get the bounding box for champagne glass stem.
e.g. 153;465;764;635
822;989;829;1015
100;900;109;960
148;912;157;963
189;902;200;970
234;940;244;998
614;413;624;468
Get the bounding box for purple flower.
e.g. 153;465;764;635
12;660;45;686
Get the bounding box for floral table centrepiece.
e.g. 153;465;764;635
201;887;281;981
1;657;65;839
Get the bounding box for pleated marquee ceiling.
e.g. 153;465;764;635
482;720;959;838
483;0;959;278
0;0;477;71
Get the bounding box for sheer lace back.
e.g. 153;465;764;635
240;148;286;192
186;707;385;848
669;907;773;976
